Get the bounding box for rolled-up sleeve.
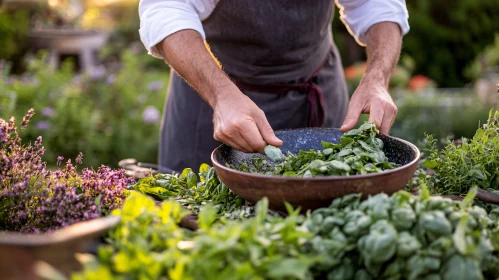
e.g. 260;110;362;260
139;0;206;58
335;0;410;46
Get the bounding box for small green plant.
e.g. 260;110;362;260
424;110;499;196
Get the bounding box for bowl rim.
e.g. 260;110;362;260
211;128;421;181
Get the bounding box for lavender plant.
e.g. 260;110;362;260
0;109;134;233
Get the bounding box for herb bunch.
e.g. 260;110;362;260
131;164;256;220
233;122;397;177
424;110;499;196
0;110;134;233
74;187;499;280
73;193;315;280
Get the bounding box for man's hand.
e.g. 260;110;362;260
340;22;403;135
213;88;282;153
341;76;397;135
158;30;282;153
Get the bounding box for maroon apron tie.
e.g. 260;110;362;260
234;61;327;127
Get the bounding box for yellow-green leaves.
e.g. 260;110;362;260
198;204;217;230
120;191;156;220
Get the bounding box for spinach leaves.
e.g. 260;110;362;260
233;122;398;177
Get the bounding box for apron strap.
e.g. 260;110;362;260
234;57;328;127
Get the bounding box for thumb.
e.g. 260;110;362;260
340;103;362;132
254;113;283;147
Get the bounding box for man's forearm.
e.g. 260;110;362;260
156;29;282;152
157;29;238;108
340;22;402;134
363;22;402;87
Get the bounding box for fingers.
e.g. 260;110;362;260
368;101;384;130
340;99;363;132
369;98;398;135
254;110;283;147
214;125;252;153
237;119;268;154
214;130;250;152
379;103;398;135
214;115;273;153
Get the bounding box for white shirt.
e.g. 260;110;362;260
139;0;410;59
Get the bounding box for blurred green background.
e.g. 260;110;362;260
0;0;498;168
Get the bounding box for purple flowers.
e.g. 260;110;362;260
0;110;134;233
41;107;55;117
142;106;161;124
148;80;164;92
90;65;106;80
36;121;50;131
106;74;116;85
21;108;35;130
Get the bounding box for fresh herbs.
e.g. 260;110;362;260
131;164;256;220
424;110;499;196
304;186;499;279
233;122;398;177
73;194;316;280
74;187;499;280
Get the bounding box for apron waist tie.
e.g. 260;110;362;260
234;60;327;128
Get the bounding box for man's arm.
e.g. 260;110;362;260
157;30;282;152
340;22;402;134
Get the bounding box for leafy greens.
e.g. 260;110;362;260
232;122;398;177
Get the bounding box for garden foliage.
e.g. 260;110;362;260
0;50;168;167
73;186;499;279
425;110;499;196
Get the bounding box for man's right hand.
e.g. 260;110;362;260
158;30;282;154
213;87;283;153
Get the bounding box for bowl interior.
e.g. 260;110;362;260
214;128;416;169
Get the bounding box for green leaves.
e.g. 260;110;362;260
131;165;256;220
234;122;397;177
305;187;499;279
425;109;499;196
75;186;499;280
198;204;217;230
265;145;285;162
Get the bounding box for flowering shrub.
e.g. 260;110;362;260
0;48;168;168
0;110;134;233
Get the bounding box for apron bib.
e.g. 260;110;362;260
160;0;349;171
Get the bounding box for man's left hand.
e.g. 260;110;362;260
340;77;398;135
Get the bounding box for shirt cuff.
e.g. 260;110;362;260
139;2;206;59
337;0;410;46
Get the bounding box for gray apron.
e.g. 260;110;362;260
160;0;349;171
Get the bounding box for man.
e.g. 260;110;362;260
139;0;409;171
